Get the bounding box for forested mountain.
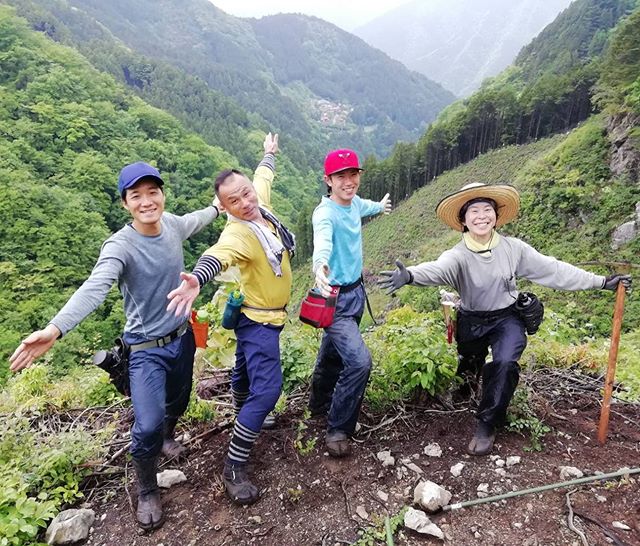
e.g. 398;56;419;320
355;0;573;97
7;0;454;164
358;0;639;207
355;1;640;336
0;6;313;377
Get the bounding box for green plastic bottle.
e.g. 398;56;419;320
221;289;244;329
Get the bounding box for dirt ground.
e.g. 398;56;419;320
82;371;640;546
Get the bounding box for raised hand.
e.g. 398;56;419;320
380;192;392;214
378;260;412;294
264;132;279;155
314;263;332;297
167;272;201;317
9;324;60;372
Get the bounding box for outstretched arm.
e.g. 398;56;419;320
9;324;61;372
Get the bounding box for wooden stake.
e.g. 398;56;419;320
597;283;626;445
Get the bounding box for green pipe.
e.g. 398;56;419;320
443;467;640;511
384;515;394;546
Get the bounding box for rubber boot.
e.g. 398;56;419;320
132;457;164;530
222;460;259;505
325;430;351;457
161;416;187;460
467;420;496;456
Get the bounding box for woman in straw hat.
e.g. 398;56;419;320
378;182;631;456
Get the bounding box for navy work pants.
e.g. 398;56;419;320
309;285;372;435
232;314;284;434
124;329;195;460
456;309;527;427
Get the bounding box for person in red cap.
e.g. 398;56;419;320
309;148;391;457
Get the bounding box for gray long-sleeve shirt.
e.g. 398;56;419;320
408;236;605;312
50;207;218;338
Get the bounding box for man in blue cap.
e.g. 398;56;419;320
9;160;221;530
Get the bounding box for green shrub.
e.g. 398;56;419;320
366;306;458;409
280;323;319;393
0;414;109;546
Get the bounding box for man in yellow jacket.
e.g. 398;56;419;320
167;133;294;505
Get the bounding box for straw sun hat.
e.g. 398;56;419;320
436;182;520;231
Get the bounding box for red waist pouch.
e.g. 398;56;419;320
299;287;339;328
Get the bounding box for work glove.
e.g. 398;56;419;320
378;260;412;294
602;274;632;292
314;263;332;297
380;193;392;215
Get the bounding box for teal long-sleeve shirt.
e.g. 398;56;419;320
312;195;383;286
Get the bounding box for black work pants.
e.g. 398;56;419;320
456;309;527;427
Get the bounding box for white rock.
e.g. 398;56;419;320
490;455;500;461
559;466;583;480
423;443;443;457
495;468;507;477
355;505;369;520
377;450;395;467
612;521;631;531
477;483;490;498
495;459;505;468
248;515;262;524
157;469;187;488
403;461;424;475
450;462;465;477
595;495;607;503
377;491;389;502
506;456;521;467
46;509;95;545
403;508;444;539
413;481;452;512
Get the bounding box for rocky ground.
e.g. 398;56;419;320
78;369;640;546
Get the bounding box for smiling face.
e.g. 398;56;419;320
122;178;165;235
217;172;261;222
325;168;361;206
462;200;497;243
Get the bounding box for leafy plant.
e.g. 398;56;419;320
355;507;408;546
366;307;458;409
294;409;317;456
506;387;551;451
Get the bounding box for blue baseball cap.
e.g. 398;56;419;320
118;162;164;197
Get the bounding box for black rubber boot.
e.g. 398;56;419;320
222;461;259;505
161;416;187;460
325;430;351;457
132;457;164;530
467;420;496;456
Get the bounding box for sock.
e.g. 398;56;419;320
226;420;259;465
232;388;249;416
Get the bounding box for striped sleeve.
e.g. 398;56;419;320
192;255;223;287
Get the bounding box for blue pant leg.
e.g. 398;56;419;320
231;331;250;395
126;337;168;460
165;330;196;419
234;316;283;433
309;331;343;415
476;314;527;426
323;286;372;435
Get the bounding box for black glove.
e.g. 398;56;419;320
378;260;413;294
602;274;632;291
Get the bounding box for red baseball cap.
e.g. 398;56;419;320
324;149;363;176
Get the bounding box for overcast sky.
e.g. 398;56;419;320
210;1;410;31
